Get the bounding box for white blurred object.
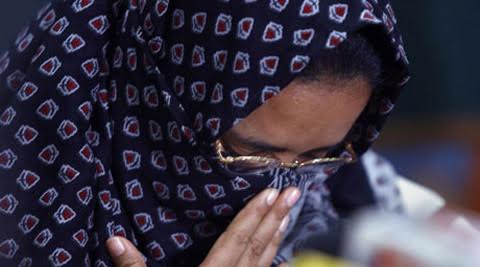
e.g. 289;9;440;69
396;176;445;219
343;209;480;267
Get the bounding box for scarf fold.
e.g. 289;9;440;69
0;0;409;266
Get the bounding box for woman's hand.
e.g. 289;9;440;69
200;187;300;267
106;236;146;267
106;187;301;267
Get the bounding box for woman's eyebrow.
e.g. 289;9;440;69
229;130;339;154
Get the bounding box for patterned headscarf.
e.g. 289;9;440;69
0;0;409;266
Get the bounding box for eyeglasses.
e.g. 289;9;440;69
213;138;357;175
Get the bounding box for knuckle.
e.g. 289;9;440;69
270;208;287;223
228;229;250;247
248;236;267;259
118;254;146;267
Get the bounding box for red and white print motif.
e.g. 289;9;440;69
210;83;223;104
153;181;170;200
50;17;70;36
206;117;221;137
123;150;141;170
231;176;251;191
0;0;409;266
213;203;233;216
177;184;197;202
360;9;382;24
48;247;72;266
72;229;88;247
39;188;58;207
16;170;40;190
81;58;99;78
155;0;169;17
325;30;347;48
261;86;280;103
172;155;189;175
290;55;310;73
39;57;61;76
191;45;205;67
17;33;34;53
125;84;140;106
7;70;25;91
215;13;232;36
53;204;76;224
0;149;17;169
62;34;86;54
0;107;15;126
125;179;144;200
134;213;154;233
33;229;53;248
157;206;177;223
143;85;160;108
170;43;184;65
192;12;207;34
230;88;249;107
15;125;38;145
172;9;185;30
127;48;138;71
147;241;166;260
293;28;314;46
213;50;228;71
329;4;348;23
194;155;212;174
204;184;226;199
260;56;279;76
237;17;254;40
151;150;168;171
270;0;289;12
71;0;94;13
190;81;207;101
171;233;192;249
299;0;320;17
89;15;110;35
57;76;80;96
39;144;60;164
39;9;56;30
233;52;250;74
263;22;283;42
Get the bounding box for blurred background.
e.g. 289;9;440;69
1;1;479;210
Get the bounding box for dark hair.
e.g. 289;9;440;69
297;32;382;90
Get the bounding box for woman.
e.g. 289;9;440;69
0;0;410;266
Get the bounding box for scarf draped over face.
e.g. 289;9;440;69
0;0;408;266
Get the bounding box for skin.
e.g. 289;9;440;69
106;76;373;267
222;76;372;163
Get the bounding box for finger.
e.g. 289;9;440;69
258;216;290;267
106;236;146;267
238;187;300;267
200;188;280;267
278;263;290;267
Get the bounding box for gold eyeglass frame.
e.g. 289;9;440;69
214;139;357;170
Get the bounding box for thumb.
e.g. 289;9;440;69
106;236;146;267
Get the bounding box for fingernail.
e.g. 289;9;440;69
278;216;290;233
108;237;126;257
286;188;300;207
265;189;279;206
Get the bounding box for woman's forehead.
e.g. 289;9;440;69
225;77;372;151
